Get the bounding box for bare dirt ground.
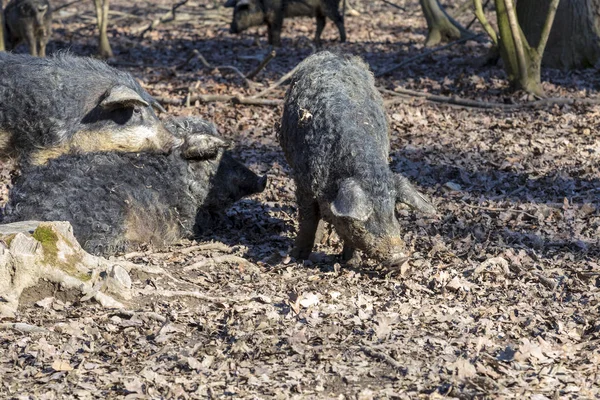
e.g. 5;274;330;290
1;0;599;398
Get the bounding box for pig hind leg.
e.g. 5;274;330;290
290;188;321;260
38;36;47;57
315;14;326;46
325;2;346;42
267;14;284;46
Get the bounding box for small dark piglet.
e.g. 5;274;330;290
5;0;52;57
279;51;435;266
225;0;346;47
2;117;267;256
0;52;176;165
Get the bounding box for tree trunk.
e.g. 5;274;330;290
93;0;113;58
517;0;600;69
419;0;470;46
494;0;559;97
0;0;5;52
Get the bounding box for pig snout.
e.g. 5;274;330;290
257;175;268;192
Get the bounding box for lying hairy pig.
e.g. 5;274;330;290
2;117;267;256
0;52;176;165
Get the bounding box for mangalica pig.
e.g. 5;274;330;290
2;117;267;256
279;51;435;265
0;52;176;165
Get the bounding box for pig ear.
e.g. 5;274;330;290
394;174;437;214
181;134;231;160
224;0;237;7
100;85;149;110
330;179;373;222
151;99;167;114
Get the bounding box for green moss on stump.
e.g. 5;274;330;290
32;226;92;282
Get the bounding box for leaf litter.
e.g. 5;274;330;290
0;0;599;398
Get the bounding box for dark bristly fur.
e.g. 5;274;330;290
5;0;52;57
225;0;346;47
279;51;435;265
2;117;267;256
0;52;175;165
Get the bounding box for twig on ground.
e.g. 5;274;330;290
461;201;538;219
135;0;189;37
532;271;558;290
0;322;50;333
245;50;277;80
180;49;257;87
381;0;406;12
376;35;482;77
114;310;167;323
183;255;259;272
156;94;282;107
136;289;271;305
178;243;235;255
53;0;84;12
360;346;406;371
508;263;557;290
381;87;600;110
250;62;303;99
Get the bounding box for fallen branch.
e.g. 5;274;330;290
245;50;276;80
183;255;259;272
381;87;600;110
178;243;235;255
360;346;406;371
381;0;406;12
136;289;271;305
250;62;303;99
52;0;84;12
376;35;481;77
135;0;189;37
461;201;537;219
0;322;50;334
114;310;167;323
181;49;257;87
508;263;557;290
156;94;282;107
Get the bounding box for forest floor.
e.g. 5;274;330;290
1;0;599;398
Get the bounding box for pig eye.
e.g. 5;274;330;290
133;107;142;115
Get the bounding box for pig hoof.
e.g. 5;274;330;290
290;247;311;261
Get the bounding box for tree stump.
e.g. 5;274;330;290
0;221;130;318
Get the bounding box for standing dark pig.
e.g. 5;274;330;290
2;117;268;256
224;0;346;47
280;51;435;265
5;0;52;57
0;52;176;165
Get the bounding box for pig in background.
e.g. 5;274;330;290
225;0;346;47
0;52;176;166
1;117;267;256
4;0;52;57
280;51;435;266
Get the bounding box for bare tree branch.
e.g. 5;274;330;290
134;0;189;37
535;0;560;57
503;0;528;81
376;35;480;77
473;0;497;44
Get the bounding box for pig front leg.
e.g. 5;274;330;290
24;25;38;56
290;188;321;260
